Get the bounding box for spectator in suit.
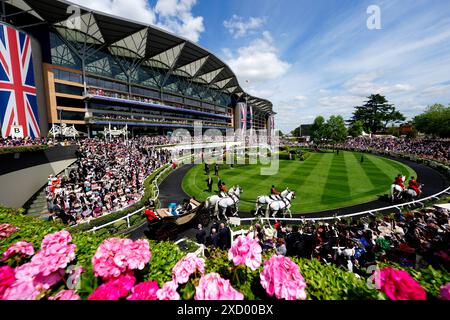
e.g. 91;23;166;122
206;175;213;192
217;223;231;250
206;228;219;247
196;224;206;245
286;225;302;256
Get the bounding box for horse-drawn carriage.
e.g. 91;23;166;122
144;198;210;241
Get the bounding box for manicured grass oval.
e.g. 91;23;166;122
182;151;416;214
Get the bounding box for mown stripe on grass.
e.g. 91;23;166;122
321;153;351;203
357;154;393;192
343;151;374;196
298;153;334;206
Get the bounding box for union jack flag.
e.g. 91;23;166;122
238;102;247;131
0;23;40;138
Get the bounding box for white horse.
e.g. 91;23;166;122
205;189;229;215
214;185;243;220
255;188;291;216
402;185;423;202
265;190;296;218
390;176;405;202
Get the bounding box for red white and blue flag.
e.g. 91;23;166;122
0;23;40;138
238;102;247;131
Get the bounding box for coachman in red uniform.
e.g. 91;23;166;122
394;174;405;189
408;177;421;195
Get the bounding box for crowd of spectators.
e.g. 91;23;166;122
235;206;449;273
0;137;51;148
339;136;450;165
46;137;172;225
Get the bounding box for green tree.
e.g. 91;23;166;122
413;103;450;137
310;116;326;143
290;127;300;137
350;94;405;133
348;120;364;137
325;115;348;145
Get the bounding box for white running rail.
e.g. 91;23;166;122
233;185;450;225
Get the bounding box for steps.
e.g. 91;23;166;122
25;187;51;221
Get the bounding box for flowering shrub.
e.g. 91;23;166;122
1;230;79;300
127;281;159;300
439;283;450;300
88;274;136;300
172;253;205;285
0;208;448;300
0;266;15;299
2;241;34;261
195;273;244;300
49;289;80;300
376;267;426;300
260;255;307;300
0;224;18;240
92;238;151;280
228;235;262;271
156;280;180;300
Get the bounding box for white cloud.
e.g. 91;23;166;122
344;73;414;97
70;0;204;42
155;0;204;42
421;84;450;96
223;15;265;38
294;95;308;101
71;0;156;24
224;31;291;84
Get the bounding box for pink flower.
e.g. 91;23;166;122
127;281;159;300
2;279;42;300
195;273;244;300
156;280;180;300
48;290;80;300
0;224;18;240
92;238;151;280
2;241;35;260
88;274;136;300
31;239;76;276
40;230;72;250
260;255;307;300
228;235;262;270
172;253;205;284
376;267;426;300
439;283;450;300
0;266;15;299
33;269;65;290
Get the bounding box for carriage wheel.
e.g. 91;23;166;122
155;223;178;241
196;209;210;227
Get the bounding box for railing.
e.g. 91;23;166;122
175;238;206;257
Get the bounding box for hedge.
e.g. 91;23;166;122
0;145;48;155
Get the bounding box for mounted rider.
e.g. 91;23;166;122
219;182;228;197
270;185;281;200
394;174;405;190
408;176;421;196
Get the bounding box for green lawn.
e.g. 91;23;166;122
181;151;416;214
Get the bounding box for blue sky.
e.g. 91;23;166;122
72;0;450;132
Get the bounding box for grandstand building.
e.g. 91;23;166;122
0;0;275;138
